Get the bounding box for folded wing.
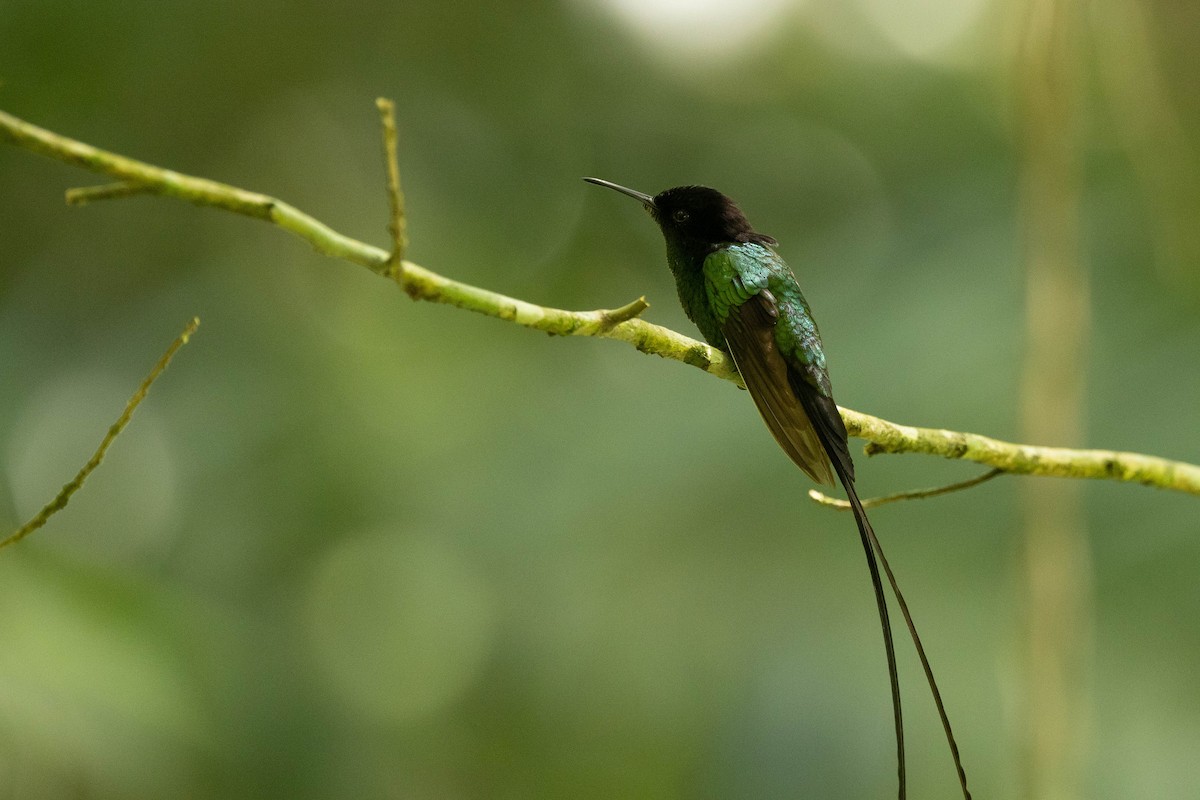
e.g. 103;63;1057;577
721;289;836;486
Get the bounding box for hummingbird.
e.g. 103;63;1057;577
584;178;970;800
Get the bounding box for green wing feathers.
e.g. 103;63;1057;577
705;245;836;486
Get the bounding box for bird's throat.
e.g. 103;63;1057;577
665;240;726;349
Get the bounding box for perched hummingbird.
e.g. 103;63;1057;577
584;178;970;800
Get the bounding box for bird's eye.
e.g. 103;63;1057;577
672;209;690;223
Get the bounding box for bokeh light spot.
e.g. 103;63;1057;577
585;0;803;61
857;0;993;61
306;532;497;725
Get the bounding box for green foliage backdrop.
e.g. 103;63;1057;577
1;1;1198;797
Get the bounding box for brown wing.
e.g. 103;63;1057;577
721;290;836;486
791;372;856;485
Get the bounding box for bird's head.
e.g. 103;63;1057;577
584;178;777;255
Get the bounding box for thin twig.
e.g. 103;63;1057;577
66;181;151;205
809;468;1004;511
0;317;200;551
598;296;650;330
0;109;382;270
376;97;409;286
2;106;1198;496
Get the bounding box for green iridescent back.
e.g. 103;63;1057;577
701;243;833;398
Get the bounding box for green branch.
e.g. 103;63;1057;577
809;469;1004;510
844;413;1199;492
375;97;410;277
1;318;200;550
2;105;1198;498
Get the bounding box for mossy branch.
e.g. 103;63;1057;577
2;106;1197;498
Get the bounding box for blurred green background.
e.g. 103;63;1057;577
2;1;1199;797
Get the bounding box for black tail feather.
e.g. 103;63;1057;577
837;466;973;800
792;381;971;799
836;462;907;799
